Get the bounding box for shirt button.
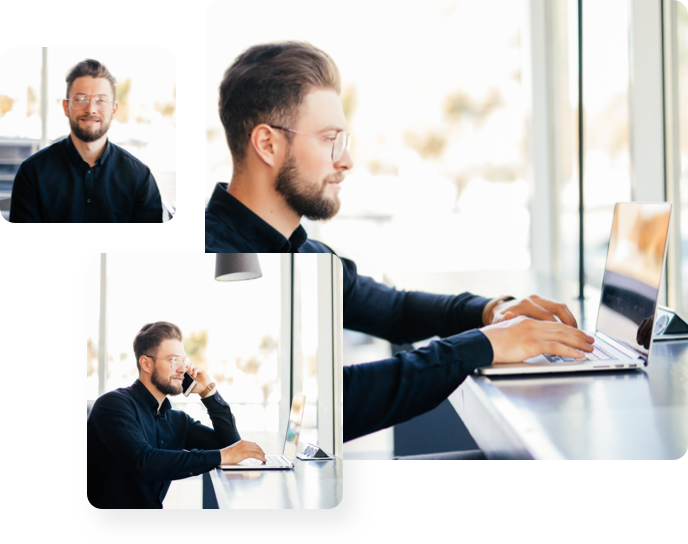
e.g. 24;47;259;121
87;199;91;203
189;472;193;476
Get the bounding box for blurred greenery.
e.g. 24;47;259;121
116;78;131;123
87;337;97;377
184;330;208;368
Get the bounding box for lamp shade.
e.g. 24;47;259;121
215;253;263;281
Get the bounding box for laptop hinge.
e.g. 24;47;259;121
596;331;647;361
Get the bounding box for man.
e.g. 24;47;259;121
87;322;265;508
9;59;163;223
205;42;594;447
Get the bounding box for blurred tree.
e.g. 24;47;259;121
341;84;357;120
154;85;176;119
116;78;132;123
184;330;208;368
404;130;447;159
27;86;38;117
0;94;16;118
236;355;261;375
444;88;502;124
86;337;97;377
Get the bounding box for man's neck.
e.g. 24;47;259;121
139;375;167;412
70;133;108;168
227;174;301;240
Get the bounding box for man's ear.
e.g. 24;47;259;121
62;99;69;118
139;355;152;375
112;102;118;117
249;124;283;168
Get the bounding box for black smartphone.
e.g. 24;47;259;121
182;371;197;397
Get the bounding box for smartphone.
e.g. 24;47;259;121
182;371;197;397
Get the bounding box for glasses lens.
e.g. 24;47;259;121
170;357;188;371
333;132;350;162
70;95;111;111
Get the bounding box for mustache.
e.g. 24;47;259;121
325;174;345;184
78;115;102;121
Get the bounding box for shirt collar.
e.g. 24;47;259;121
131;379;172;415
65;134;112;170
207;183;309;252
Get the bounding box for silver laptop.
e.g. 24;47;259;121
220;395;306;470
478;202;672;376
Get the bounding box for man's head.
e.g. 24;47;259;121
219;42;352;220
133;322;186;396
63;59;118;144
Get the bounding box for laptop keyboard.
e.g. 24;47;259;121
544;342;617;363
242;455;290;466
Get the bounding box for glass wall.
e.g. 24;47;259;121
0;47;176;211
86;254;283;431
676;1;688;307
582;1;632;289
206;0;529;280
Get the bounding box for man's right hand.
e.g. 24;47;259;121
481;315;595;363
220;440;267;465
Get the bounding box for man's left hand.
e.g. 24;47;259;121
186;363;213;395
490;294;578;328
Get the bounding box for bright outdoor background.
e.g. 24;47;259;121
205;1;630;286
0;47;177;210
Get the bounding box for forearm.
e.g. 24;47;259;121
187;391;241;449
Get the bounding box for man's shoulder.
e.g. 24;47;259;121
91;385;138;412
107;142;150;172
300;239;334;253
20;138;68;169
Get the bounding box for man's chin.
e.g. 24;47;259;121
168;382;183;396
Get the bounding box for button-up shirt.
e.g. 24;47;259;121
9;136;162;223
205;183;312;252
204;182;495;441
87;379;240;509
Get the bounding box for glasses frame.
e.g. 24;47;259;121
65;93;116;112
270;125;350;162
144;355;190;372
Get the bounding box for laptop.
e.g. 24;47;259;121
220;395;306;470
478;202;672;376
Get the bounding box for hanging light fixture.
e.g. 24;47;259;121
214;253;263;281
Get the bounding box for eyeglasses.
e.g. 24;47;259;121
66;94;114;111
270;126;351;162
145;355;190;371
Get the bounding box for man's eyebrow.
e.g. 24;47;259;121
318;125;348;134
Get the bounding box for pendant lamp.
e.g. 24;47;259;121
214;253;263;281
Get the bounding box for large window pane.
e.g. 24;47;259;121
582;1;631;289
676;2;688;304
206;1;528;278
86;254;283;432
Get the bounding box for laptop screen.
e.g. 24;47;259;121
596;202;672;356
282;394;306;459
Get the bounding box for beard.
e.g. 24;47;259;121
151;367;183;396
69;114;111;143
275;151;341;221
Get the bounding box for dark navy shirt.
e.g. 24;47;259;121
205;182;312;252
340;258;494;441
204;183;495;441
9;136;162;223
87;380;240;509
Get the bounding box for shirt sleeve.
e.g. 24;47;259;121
185;391;241;450
131;168;163;223
90;393;222;482
9;163;43;223
343;329;493;442
341;256;491;344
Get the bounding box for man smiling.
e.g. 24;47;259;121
9;59;163;223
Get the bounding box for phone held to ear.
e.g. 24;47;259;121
182;372;197;397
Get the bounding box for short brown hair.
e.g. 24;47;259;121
133;321;182;372
218;41;341;168
65;59;116;100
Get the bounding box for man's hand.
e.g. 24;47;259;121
220;440;267;465
481;315;594;363
185;363;213;395
490;294;578;328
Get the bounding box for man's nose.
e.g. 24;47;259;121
85;98;98;114
335;148;353;171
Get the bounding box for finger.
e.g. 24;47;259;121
529;320;594;343
543;329;594;352
539;341;587;360
530;295;578;329
563;304;578;328
520;298;558;323
245;444;266;462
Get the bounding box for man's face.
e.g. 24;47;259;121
275;88;353;221
149;338;186;397
62;76;118;144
